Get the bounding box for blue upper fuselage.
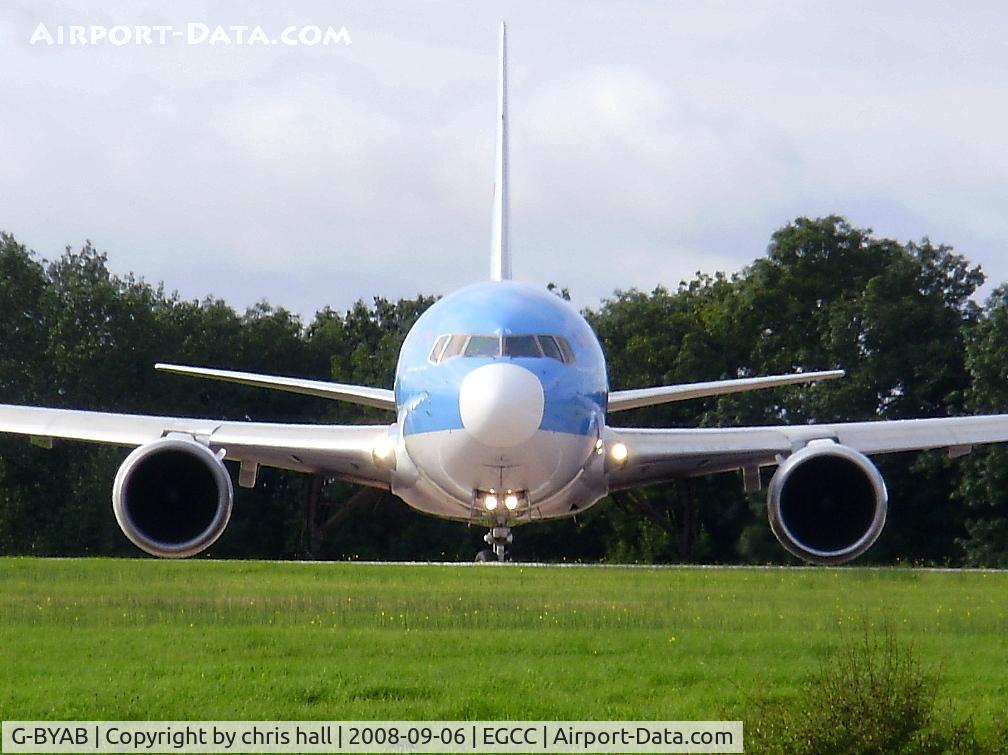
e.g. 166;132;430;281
394;281;609;438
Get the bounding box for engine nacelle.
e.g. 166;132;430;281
767;441;887;565
112;436;233;558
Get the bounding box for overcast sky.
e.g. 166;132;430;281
2;1;1006;320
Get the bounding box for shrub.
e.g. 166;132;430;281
745;624;995;754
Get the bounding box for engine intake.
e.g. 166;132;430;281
767;442;887;565
112;436;233;558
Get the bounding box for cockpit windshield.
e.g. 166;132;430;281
428;334;575;364
503;335;541;358
464;335;501;358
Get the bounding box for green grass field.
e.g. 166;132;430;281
1;558;1006;729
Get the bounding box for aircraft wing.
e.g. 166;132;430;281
0;404;393;489
607;370;844;412
604;414;1008;490
154;363;396;411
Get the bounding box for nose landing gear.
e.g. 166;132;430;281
475;526;512;562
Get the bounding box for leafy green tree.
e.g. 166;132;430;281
45;243;162;412
0;235;57;553
957;286;1008;566
0;241;157;554
588;217;984;564
728;219;983;564
0;233;53;403
587;274;749;563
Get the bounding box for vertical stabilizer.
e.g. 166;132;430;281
490;22;511;281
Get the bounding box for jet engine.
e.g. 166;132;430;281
767;441;887;565
112;436;233;558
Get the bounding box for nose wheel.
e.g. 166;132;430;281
476;526;512;562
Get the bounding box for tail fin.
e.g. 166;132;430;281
490;21;511;281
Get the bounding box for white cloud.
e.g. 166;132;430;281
1;0;1006;317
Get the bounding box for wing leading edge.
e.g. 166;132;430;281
604;414;1008;490
0;403;393;489
154;363;395;411
608;370;844;412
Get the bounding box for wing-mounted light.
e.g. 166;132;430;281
606;441;629;471
371;423;400;470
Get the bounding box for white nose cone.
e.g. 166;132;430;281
459;363;545;448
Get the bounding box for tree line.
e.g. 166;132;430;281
2;215;1008;565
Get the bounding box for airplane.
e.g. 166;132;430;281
3;23;1008;565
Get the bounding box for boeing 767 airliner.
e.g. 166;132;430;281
3;24;1008;563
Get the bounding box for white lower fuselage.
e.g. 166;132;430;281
395;428;608;524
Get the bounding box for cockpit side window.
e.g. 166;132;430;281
429;334;450;363
555;336;576;364
440;334;468;361
503;335;542;358
538;335;563;361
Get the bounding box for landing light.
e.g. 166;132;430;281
484;494;499;511
610;442;629;463
504;493;520;511
372;438;396;469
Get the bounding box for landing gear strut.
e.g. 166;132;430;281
476;526;512;562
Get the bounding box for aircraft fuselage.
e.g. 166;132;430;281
392;281;611;525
